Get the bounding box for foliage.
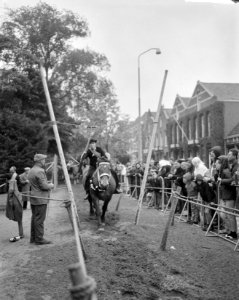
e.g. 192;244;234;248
0;2;89;78
0;2;129;171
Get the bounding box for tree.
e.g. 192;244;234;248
0;2;89;79
0;2;122;169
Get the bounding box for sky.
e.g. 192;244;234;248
1;0;239;120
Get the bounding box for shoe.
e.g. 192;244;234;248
35;239;52;245
202;226;207;231
225;232;238;240
9;236;21;242
84;194;89;201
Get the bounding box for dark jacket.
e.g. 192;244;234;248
195;181;216;203
28;164;53;205
82;146;106;169
219;168;237;201
146;175;161;193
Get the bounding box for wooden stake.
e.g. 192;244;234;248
115;194;123;211
135;70;168;225
39;62;87;276
160;193;178;251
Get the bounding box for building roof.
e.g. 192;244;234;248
227;122;239;138
200;82;239;101
180;97;191;107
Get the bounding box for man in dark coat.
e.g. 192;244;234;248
82;139;121;199
28;154;54;245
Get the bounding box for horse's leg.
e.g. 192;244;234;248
101;199;110;224
88;194;95;216
90;192;102;226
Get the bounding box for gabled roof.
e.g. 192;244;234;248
199;82;239;101
180;96;191;108
227;122;239;138
172;94;190;110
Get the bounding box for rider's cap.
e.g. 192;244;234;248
89;139;97;144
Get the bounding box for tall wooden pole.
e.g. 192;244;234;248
135;70;168;225
39;62;87;274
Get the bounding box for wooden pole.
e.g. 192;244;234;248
135;70;168;225
160;193;178;251
39;62;87;275
115;193;123;211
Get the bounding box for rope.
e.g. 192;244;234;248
20;192;69;203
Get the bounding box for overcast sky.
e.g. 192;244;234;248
1;0;239;119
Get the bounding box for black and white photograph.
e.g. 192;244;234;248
0;0;239;299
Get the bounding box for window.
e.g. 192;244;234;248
175;124;178;144
188;119;192;140
207;112;211;137
194;117;198;140
171;125;174;144
200;115;205;138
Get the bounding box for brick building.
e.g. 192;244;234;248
128;107;171;163
167;81;239;165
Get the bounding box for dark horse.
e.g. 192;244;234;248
83;159;116;227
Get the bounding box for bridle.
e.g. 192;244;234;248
97;162;111;189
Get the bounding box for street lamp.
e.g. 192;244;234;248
137;48;161;162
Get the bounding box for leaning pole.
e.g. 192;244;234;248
39;61;97;299
135;70;168;225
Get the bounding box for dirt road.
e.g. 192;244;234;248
1;184;239;300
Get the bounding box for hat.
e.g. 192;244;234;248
210;146;222;158
89;139;97;144
195;174;203;181
34;153;47;162
24;167;30;171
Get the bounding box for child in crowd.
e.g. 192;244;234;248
146;168;161;209
195;174;216;231
183;172;198;224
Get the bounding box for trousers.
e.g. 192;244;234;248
30;204;47;242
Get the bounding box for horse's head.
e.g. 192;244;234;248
97;161;111;190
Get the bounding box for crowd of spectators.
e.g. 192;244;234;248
114;146;239;240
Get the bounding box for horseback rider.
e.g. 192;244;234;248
81;138;122;200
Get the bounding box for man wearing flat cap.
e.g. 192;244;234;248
28;153;54;245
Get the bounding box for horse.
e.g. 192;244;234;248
83;160;116;227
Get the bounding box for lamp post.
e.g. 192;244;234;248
137;48;161;162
